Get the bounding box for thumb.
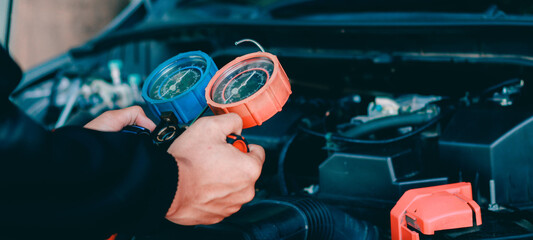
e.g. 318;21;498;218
84;106;156;132
127;106;157;131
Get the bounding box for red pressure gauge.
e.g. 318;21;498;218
206;39;292;128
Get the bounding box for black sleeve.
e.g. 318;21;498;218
0;47;179;239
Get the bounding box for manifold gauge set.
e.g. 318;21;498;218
137;39;292;151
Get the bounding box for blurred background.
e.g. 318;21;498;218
1;0;129;70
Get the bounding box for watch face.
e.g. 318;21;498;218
148;56;207;100
210;57;274;104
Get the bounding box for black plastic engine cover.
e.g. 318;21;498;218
439;108;533;209
318;147;447;204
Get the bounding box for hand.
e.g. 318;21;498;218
165;113;265;225
84;106;156;132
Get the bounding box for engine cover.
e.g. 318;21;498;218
440;108;533;209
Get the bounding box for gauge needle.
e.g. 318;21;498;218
162;69;191;98
175;69;191;88
226;71;255;103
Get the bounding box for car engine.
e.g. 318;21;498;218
9;1;533;239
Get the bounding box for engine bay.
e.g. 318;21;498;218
9;3;533;238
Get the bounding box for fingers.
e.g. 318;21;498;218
84;106;156;132
108;106;156;131
243;144;265;182
165;116;265;226
247;144;266;166
127;106;157;131
206;113;243;136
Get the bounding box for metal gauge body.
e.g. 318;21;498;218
206;51;292;128
142;51;217;124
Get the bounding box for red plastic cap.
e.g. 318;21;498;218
390;182;482;240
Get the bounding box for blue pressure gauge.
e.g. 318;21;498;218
142;51;218;125
126;49;249;151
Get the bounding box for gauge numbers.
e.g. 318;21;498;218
148;56;207;100
211;57;274;104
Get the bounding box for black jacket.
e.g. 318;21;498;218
0;47;178;239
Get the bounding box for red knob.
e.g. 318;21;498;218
226;133;249;153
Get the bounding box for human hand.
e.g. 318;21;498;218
84;106;156;132
165;113;265;225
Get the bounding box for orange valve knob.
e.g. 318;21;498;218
226;133;249;153
206;39;292;129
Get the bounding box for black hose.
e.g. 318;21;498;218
240;198;379;240
299;112;445;144
165;197;380;240
478;78;522;98
338;112;436;139
278;133;298;195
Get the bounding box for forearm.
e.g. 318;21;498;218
1;46;180;237
0;107;178;238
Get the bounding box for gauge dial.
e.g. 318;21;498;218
142;51;217;125
148;56;207;100
206;52;291;128
211;57;274;104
